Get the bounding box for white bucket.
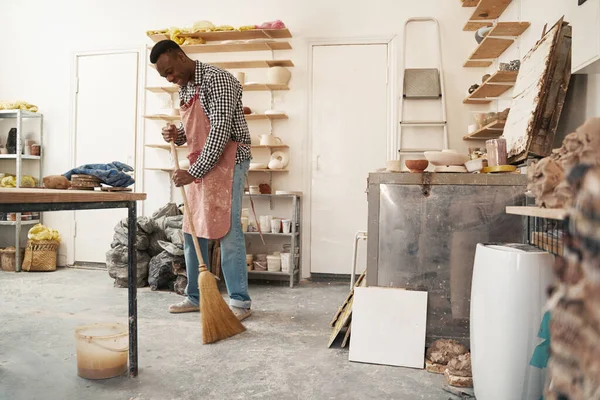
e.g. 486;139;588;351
267;255;281;272
74;322;128;380
282;219;292;234
270;218;281;233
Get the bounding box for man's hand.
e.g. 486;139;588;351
172;170;195;187
162;124;178;143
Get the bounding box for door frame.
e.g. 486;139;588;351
68;48;146;265
305;36;398;278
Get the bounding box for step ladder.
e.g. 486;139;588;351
398;17;449;156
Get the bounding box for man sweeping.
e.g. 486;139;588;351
150;40;252;321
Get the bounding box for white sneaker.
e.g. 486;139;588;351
168;298;199;313
230;306;252;321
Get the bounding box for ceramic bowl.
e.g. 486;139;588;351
405;159;429;173
424;150;469;167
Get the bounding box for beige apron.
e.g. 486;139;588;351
180;89;238;239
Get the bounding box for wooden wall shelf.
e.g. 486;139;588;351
146;86;178;94
463;70;518;103
464;0;513;31
144;113;288;122
464;22;530;67
148;29;292;43
211;60;294;69
146;84;289;93
463;120;505;140
145;144;289;150
149;41;292;54
462;0;480;6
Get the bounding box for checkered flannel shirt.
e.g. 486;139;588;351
175;60;251;179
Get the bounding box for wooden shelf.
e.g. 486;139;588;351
146;86;178;94
463;120;505;140
148;29;292;43
245;232;298;237
462;0;480;6
464;22;530;67
146;84;289;92
210;60;294;69
145;113;287;122
463;70;518;103
464;0;513;31
163;41;292;54
145;144;288;150
145;167;175;173
506;206;567;220
243;83;289;91
245;113;288;121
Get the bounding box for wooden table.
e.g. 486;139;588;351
0;188;146;377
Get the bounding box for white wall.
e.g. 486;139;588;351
0;0;514;270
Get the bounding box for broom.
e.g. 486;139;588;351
169;136;246;344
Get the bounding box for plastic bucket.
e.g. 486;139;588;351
74;322;128;379
267;255;281;272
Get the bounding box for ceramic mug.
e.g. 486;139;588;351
259;135;283;146
386;160;402;172
270;218;282;233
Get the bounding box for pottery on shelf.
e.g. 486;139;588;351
482;74;491;83
468;84;480;94
499;59;521;71
424;150;470;167
267;67;291;85
405;159;429;173
475;26;493;44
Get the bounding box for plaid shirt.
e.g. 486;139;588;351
175;61;251;179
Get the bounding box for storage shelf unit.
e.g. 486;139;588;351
464;22;531;67
243;193;301;287
463;120;505;140
463;70;518;103
463;0;513;31
0;110;44;272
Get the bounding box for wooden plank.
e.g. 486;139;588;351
463;74;515;103
243;83;289;91
462;0;479;6
464;60;494;67
245;113;288;121
467;0;513;26
146;86;178;93
531;232;564;256
248;169;289;173
464;21;494;31
488;70;519;83
178;41;292;54
0;188;146;203
210;59;294;69
470;37;515;59
146;144;188;150
146;144;289;150
462;120;505;140
144;114;180;121
148;29;292;43
505;206;567;220
330;270;366;327
341;323;352;348
489;21;531;37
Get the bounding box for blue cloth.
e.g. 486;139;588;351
64;162;135;187
183;160;251;309
530;311;551;369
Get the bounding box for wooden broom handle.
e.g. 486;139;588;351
169;139;206;268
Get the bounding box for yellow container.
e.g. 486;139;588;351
74;322;128;380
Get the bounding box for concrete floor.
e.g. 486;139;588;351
0;268;449;400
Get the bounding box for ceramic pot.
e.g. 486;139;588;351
475;26;493;44
259;134;283;146
267;67;291;85
405;159;429;173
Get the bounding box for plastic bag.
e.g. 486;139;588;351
111;219;150;251
106;244;150;288
151;202;181;220
28;223;61;242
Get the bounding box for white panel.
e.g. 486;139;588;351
310;44;388;274
349;287;428;368
74;52;138;263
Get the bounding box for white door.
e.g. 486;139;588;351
310;44;389;274
74;52;139;263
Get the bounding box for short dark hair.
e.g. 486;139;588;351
150;40;183;64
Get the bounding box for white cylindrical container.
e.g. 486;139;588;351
245;254;253;271
267;255;281;272
270;218;281;233
280;252;291;273
259;216;271;233
240;217;249;232
281;219;292;233
471;243;554;400
234;71;245;85
241;208;249;218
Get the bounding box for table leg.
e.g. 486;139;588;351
127;201;138;377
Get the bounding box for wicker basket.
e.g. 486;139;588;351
1;248;24;272
22;240;59;272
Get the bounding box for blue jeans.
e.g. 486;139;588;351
183;160;251;309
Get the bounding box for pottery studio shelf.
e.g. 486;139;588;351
149;60;294;70
145;144;289;150
146;83;289;93
462;0;480;7
463;71;518;103
144;113;288;122
505;206;567;220
464;22;531;67
463;120;505;140
463;0;513;31
148;28;292;54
